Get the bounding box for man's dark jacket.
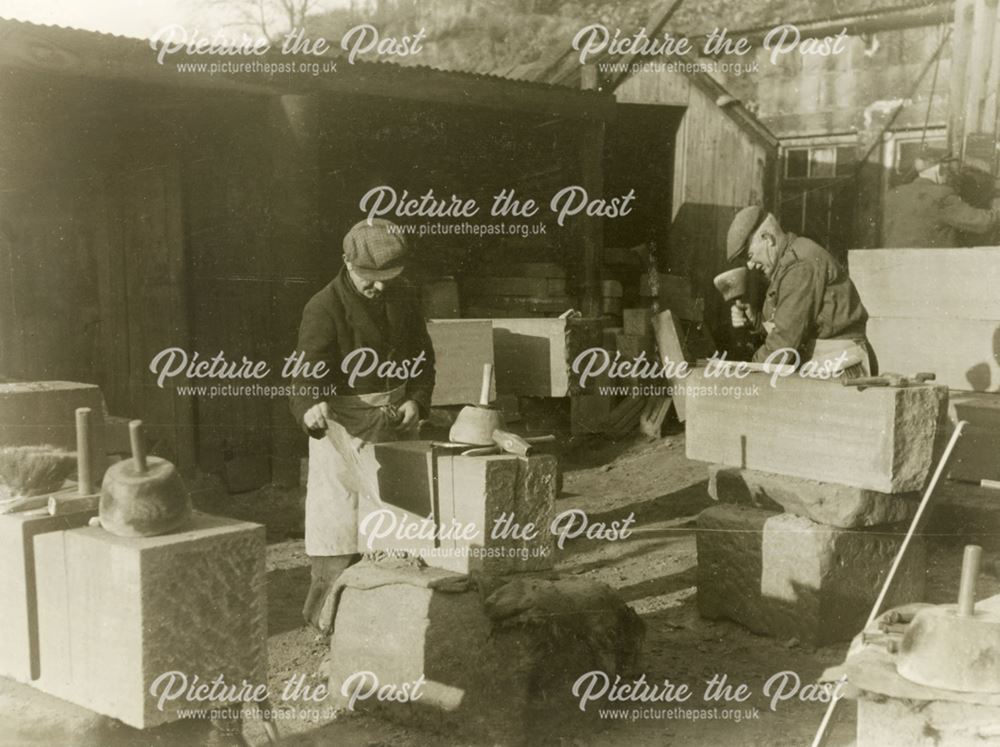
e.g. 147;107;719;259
289;267;435;436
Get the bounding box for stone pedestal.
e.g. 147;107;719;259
31;513;266;728
857;696;1000;747
697;504;925;645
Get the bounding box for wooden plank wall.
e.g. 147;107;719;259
615;68;774;349
0;71;195;469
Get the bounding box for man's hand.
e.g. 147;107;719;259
304;402;331;432
396;400;421;429
731;300;758;329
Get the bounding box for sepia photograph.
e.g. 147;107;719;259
0;0;998;744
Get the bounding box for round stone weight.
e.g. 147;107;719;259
99;456;191;537
896;604;1000;693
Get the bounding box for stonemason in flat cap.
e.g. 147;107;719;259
726;205;767;262
343;219;408;281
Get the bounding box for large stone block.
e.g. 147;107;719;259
425;320;495;406
435;453;556;575
31;513;266;728
0;498;96;683
328;564;642;744
696;504;924;645
685;368;947;493
707;465;919;529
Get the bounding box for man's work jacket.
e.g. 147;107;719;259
289;267;435;437
751;234;869;363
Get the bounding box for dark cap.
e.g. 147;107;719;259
343;219;408;281
726;205;767;262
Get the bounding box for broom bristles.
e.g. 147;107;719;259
0;446;77;496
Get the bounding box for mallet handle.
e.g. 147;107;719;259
75;407;94;496
129;419;148;474
958;544;982;616
478;363;493;407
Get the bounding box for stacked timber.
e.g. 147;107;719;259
849;247;1000;483
687;369;947;644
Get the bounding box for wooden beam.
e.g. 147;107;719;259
950;0;976;157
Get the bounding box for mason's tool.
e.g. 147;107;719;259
842;372;936;390
449;363;504;446
713;267;749;302
99;419;191;537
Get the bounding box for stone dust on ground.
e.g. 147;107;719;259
0;431;990;747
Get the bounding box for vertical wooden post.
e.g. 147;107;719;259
580;65;605;318
949;0;975;158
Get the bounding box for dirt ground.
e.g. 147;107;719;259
2;428;996;747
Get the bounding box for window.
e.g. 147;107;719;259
784;145;858;179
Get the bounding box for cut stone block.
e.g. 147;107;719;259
0;382;107;482
0;496;97;683
707;465;919;529
434;453;556;575
488;317;604;397
32;513;266;728
696;504;924;645
426;320;495;406
622;307;653;336
328;564;642;743
948;392;1000;483
361;441;440;558
685;368;947;493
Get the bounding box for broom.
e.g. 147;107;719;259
0;445;77;512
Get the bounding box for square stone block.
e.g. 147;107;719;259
31;513;266;728
696;504;925;645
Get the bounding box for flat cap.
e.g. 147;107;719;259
726;205;765;262
343;219;408;281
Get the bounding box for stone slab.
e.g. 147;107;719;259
685;368;947;493
707;465;919;528
32;512;266;728
425;320;495;406
696;504;925;645
866;317;1000;393
0;499;96;683
848;247;1000;321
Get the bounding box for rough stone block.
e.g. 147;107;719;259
489;317;604;397
685;368;947;493
328;565;641;743
857;696;1000;747
696;504;924;645
707;465;919;528
0;498;96;683
32;513;266;728
434;453;556;575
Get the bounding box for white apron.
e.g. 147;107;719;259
305;385;409;556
